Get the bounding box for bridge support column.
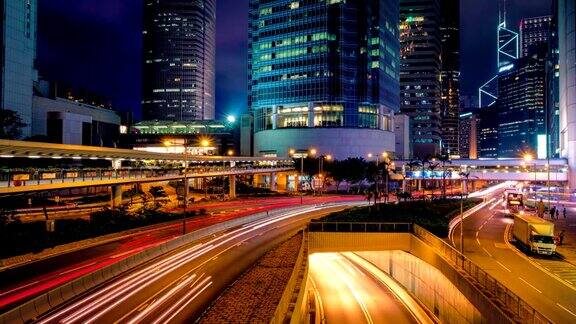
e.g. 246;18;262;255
229;175;236;199
111;185;123;208
401;179;407;192
276;173;288;192
462;180;468;195
270;172;277;191
253;174;265;188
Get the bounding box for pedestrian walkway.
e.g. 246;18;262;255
528;204;576;288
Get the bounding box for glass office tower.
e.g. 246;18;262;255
0;0;37;138
400;0;442;158
142;0;216;121
248;0;399;159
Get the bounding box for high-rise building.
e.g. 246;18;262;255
0;0;37;138
547;2;560;158
248;0;399;159
520;16;552;58
477;106;499;158
459;111;478;159
142;0;216;122
400;0;442;157
478;0;519;108
497;50;547;158
558;0;576;188
439;0;461;157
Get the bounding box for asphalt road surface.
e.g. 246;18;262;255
32;203;361;323
309;252;424;324
451;190;576;323
0;195;361;311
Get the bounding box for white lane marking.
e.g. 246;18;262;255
0;280;40;297
58;262;97;276
481;247;493;257
557;303;576;317
518;277;542;293
496;261;511;272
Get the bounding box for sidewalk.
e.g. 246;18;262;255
547;205;576;265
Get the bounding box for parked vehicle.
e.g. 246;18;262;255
513;214;556;255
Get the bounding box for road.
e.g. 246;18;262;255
309;252;428;324
33;203;361;323
0;195;361;311
451;190;576;323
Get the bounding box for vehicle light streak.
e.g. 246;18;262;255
39;206;321;323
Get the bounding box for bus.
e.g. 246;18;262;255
505;192;524;216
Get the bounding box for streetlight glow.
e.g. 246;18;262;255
309;148;317;156
382;152;388;158
200;139;211;147
326;154;332;161
227;149;234;156
289;148;296;155
523;153;533;162
226;115;236;123
367;153;373;158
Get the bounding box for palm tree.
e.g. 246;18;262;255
426;159;440;199
406;159;422;199
437;154;452;199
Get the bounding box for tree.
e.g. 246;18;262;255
0;109;27;140
436;154;452;199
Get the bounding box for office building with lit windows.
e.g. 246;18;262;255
400;0;442;157
439;0;461;157
558;0;576;189
497;50;547;158
142;0;216;121
0;0;37;138
520;16;552;58
248;0;399;159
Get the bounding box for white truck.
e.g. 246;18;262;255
513;214;556;255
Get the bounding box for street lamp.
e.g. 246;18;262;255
290;148;316;194
164;140;189;235
523;153;536;183
318;154;332;195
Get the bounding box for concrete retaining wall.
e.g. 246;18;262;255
307;232;512;324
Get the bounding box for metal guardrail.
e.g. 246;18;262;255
413;225;551;324
308;221;412;233
0;165;294;189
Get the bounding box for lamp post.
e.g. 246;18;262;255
318;154;332;195
289;148;316;194
164;139;197;235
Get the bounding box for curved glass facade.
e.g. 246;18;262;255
142;0;216;121
248;0;400;158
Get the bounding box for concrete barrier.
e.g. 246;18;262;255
0;204;320;324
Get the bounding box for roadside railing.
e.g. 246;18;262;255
308;221;412;233
413;225;551;324
0;166;294;189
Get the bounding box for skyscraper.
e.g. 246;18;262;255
248;0;399;159
520;16;552;58
459;111;478;159
142;0;216;122
400;0;442;157
497;50;547;158
439;0;461;157
478;0;519;108
477;106;499;158
0;0;37;137
558;0;576;188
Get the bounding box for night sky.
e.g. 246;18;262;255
37;0;551;120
